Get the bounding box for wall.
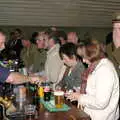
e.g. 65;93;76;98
0;26;112;43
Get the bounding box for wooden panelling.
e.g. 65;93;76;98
0;0;119;27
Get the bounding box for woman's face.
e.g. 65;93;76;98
77;47;85;57
62;54;76;67
77;47;91;65
82;58;91;65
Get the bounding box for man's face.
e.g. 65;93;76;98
62;54;76;67
113;22;120;40
67;32;78;44
14;31;21;39
48;38;55;49
36;36;45;49
113;22;120;48
22;40;29;47
0;33;6;51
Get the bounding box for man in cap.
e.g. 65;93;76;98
112;13;120;66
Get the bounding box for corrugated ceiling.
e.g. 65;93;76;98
0;0;120;27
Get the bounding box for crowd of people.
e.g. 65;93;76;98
0;15;119;120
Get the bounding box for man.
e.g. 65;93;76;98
21;38;37;69
105;15;120;77
58;31;67;45
7;29;23;59
112;14;120;66
45;35;64;89
0;30;40;84
67;32;78;44
32;32;47;75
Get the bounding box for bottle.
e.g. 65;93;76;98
44;82;51;101
14;59;19;72
33;85;39;106
38;83;44;98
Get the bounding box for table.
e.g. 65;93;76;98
8;101;90;120
8;85;91;120
36;101;90;120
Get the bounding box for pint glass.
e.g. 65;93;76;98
54;91;64;108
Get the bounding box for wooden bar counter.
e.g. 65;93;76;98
36;101;91;120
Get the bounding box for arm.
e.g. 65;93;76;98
6;72;45;85
78;65;116;110
6;72;30;84
0;65;44;84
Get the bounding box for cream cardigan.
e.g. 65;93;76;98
78;58;119;120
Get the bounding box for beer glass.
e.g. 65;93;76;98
54;91;64;108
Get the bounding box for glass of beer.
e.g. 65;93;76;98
54;91;64;108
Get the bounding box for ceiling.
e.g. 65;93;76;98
0;0;120;27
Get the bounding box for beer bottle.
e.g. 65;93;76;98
33;85;39;106
44;82;51;101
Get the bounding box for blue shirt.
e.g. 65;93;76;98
0;66;10;83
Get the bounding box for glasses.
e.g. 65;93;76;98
24;104;36;119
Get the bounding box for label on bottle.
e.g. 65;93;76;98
44;86;51;101
44;87;50;92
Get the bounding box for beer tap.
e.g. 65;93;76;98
0;96;16;117
0;97;12;109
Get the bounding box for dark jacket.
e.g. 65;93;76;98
57;61;85;90
106;43;120;76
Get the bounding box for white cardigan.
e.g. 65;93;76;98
78;58;119;120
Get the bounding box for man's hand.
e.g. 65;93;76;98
29;75;46;85
6;72;46;85
6;72;29;84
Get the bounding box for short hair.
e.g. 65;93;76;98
49;34;61;45
14;28;22;34
106;32;113;45
59;43;77;60
58;31;67;40
77;40;104;63
30;32;39;44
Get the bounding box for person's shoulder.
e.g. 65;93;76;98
94;58;115;74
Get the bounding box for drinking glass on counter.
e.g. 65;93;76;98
24;104;36;119
54;91;64;108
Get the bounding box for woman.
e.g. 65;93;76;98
56;43;85;91
67;41;119;120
